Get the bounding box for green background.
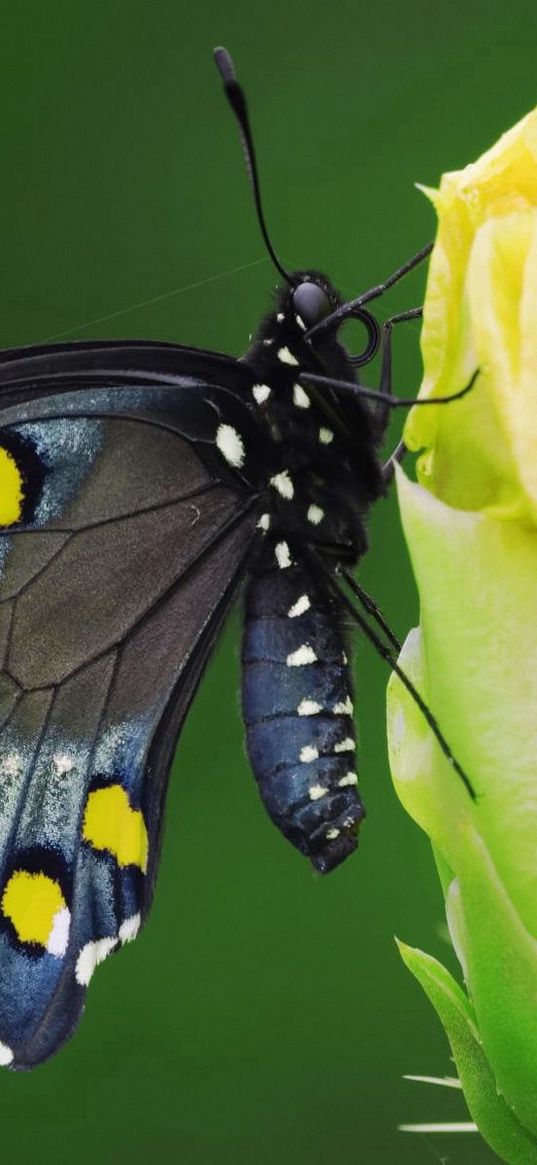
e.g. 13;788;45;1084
0;2;534;1162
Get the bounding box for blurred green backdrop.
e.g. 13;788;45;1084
0;2;534;1162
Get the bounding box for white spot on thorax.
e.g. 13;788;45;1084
252;383;271;405
276;312;285;322
297;698;322;716
338;772;358;787
295;314;306;331
270;470;294;499
307;504;324;525
263;338;273;346
275;541;292;569
287;594;310;618
293;383;310;409
0;1041;14;1067
300;745;319;763
287;644;317;667
277;346;299;366
47;906;71;957
75;936;118;986
309;784;328;801
334;696;353;715
334;738;356;753
257;512;271;531
119;913;141;944
319;427;334;444
216;423;245;468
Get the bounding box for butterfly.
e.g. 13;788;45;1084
0;47;476;1070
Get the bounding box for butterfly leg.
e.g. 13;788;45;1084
375;306;423;431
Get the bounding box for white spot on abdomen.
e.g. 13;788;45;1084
270;470;294;499
309;784;328;801
334;696;353;715
277;346;299;366
297;698;322;716
334;738;356;753
338;772;358;787
286;644;317;667
287;594;310;618
216;424;245;468
300;745;319;763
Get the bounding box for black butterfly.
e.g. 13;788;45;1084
0;48;475;1070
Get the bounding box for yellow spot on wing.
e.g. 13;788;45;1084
2;871;66;947
0;448;23;526
83;785;148;871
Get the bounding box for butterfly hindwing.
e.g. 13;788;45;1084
0;357;263;1068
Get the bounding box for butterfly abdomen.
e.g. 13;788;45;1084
242;550;365;873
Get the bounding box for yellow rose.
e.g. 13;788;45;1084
387;109;537;1164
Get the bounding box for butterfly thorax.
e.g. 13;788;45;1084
244;272;385;565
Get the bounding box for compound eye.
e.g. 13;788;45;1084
292;282;332;329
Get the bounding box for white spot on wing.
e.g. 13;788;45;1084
300;745;319;763
270;470;294;499
47;907;71;957
293;383;310;409
319;427;334;444
295;314;306;330
119;913;141;944
53;753;74;775
275;541;292;569
252;383;271;405
334;738;356;753
287;594;310;618
309;784;328;801
286;644;317;667
257;513;271;532
0;1041;13;1067
0;754;22;778
297;698;322;716
216;424;245;468
338;772;358;787
276;312;284;322
326;828;340;840
307;504;324;525
277;346;299;366
75;936;118;986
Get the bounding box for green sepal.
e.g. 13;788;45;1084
397;941;537;1165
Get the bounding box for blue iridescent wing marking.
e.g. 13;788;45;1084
0;346;263;1069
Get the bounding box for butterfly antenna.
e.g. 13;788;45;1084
214;47;294;287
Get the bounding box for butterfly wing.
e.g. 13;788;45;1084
0;345;266;1069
